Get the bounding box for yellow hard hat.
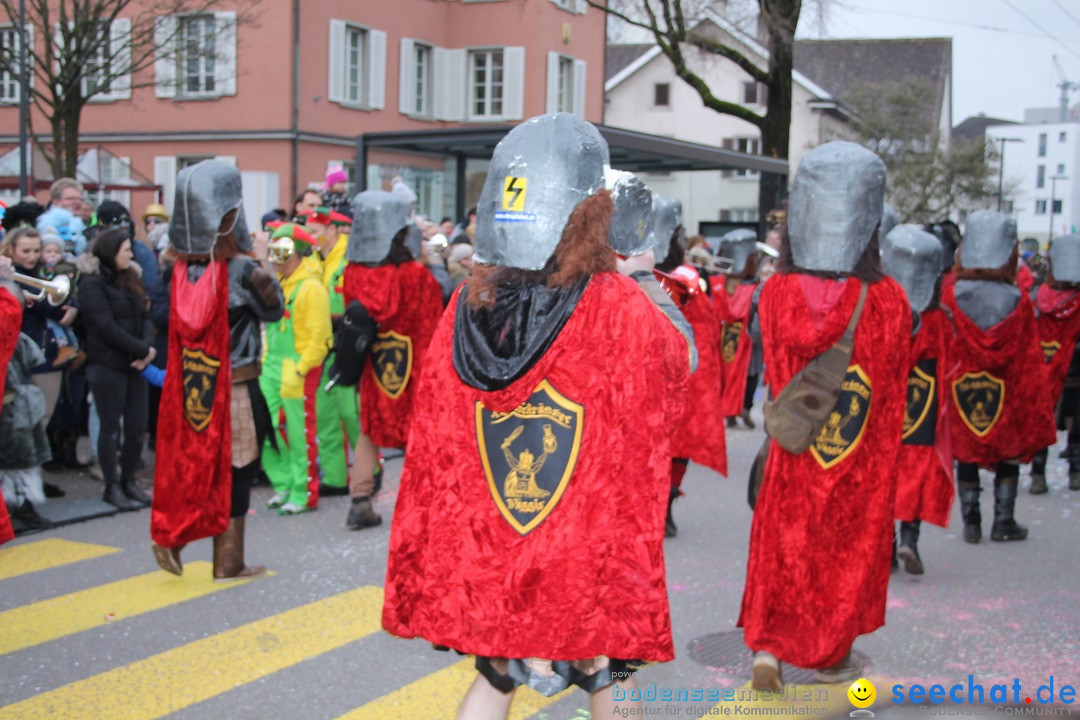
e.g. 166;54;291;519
142;203;170;222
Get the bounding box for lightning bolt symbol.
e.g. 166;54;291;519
508;177;525;208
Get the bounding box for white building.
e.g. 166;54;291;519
988;114;1080;244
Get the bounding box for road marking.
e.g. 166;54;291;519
0;562;260;656
0;586;384;720
0;539;119;581
339;657;573;720
712;678;878;716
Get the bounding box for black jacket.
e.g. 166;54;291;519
76;256;154;372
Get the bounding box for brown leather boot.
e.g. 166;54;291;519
152;543;184;576
212;517;267;582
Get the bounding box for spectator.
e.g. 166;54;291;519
77;229;155;511
446;243;474;289
49;178;85;214
293;190;322;221
321;168;350;214
450;206;477;245
439;217;454;237
141;203;169;244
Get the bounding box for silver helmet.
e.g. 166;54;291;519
788;141;887;273
650;193;685;264
1049;234;1080;284
719;228;757;275
882;225;944;312
347;190;412;263
605;170;654;256
881;203;900;241
168;160;243;254
961;210;1016;270
473;113;609;271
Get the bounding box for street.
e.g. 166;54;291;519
2;411;1079;719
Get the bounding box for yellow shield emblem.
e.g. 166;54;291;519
475;380;583;535
371;331;413;399
181;347;221;433
952;371;1005;438
810;365;872;470
902;359;937;445
721;322;743;364
1042;341;1061;364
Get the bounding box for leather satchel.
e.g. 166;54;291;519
762;281;868;454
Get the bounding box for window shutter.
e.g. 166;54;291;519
327;19;345;103
399;37;416;115
502;46;525;120
572;58;586;118
154;156;178;212
368;29;386;110
111;18;132;99
215;12;237;96
154;16;177;98
545;52;560;114
434;48;465;121
721;138;734;178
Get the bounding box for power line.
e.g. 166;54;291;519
819;7;1080;45
999;0;1080;63
1049;0;1080;31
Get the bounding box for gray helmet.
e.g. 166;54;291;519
474;113;609;271
606;170;654;256
1049;234;1080;284
719;228;757;275
168;160;243;254
881;203;899;241
404;221;424;259
650;193;685;263
882;225;944;312
788;141;887;273
961;210;1016;270
347;190;412;263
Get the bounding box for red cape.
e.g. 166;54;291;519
894;308;954;527
0;287;22;545
739;275;910;669
942;283;1056;465
151;260;232;548
714;282;758;417
343;262;443;448
1034;285;1080;412
382;273;689;661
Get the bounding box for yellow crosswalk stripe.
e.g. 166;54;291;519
0;585;384;720
338;657;573;720
711;678;875;716
0;561;262;656
0;539;119;581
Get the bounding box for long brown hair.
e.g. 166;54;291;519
93;228;147;304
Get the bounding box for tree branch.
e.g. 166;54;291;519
685;34;768;83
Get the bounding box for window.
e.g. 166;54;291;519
328;20;386;109
734;138;761;177
1037;165;1046;189
414;43;431;115
742;81;758;104
1052;199;1063;214
545;51;585;117
1036;200;1047;215
154;12;236;99
470;49;503;118
1061;132;1068;142
83;25;113;97
654;83;670;107
0;25;30;104
1039;133;1047;157
550;0;588;13
556;56;574;113
1058;164;1066;175
399;38;435;118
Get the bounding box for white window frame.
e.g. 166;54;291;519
550;0;588;14
414;42;431;116
154;12;236;100
1035;199;1047;215
328;19;385;110
734;137;761;177
399;38;434;118
545;52;586;117
0;24;33;104
178;15;218;97
468;47;504;119
76;19;131;101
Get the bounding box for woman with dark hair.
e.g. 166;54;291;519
76;228;155;510
740;142;911;690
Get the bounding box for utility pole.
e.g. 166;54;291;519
1049;174;1068;243
995;137;1023;212
18;0;29;197
1053;55;1079;122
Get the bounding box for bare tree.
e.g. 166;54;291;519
592;0;804;222
0;0;256;179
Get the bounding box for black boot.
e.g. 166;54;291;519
1029;448;1048;495
897;520;924;574
958;484;982;544
990;476;1028;541
665;487;678;538
11;500;52;530
1068;441;1080;491
103;483;141;511
121;478;152;507
60;429;89;469
42;429;63;473
891;528;898;573
346;496;382;530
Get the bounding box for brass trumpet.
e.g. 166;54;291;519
13;272;71;306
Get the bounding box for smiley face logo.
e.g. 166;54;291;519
848;678;876;709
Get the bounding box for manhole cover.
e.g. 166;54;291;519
686;630;868;685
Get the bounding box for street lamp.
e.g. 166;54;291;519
1049;174;1068;243
994;137;1023;212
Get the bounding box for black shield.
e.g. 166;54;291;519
181;347;221;433
810;364;873;470
476;380;584;535
951;371;1005;438
903;359;938;446
721;322;743;364
371;331;413;399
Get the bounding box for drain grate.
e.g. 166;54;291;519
686;630;868;685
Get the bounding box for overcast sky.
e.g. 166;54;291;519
799;0;1080;124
